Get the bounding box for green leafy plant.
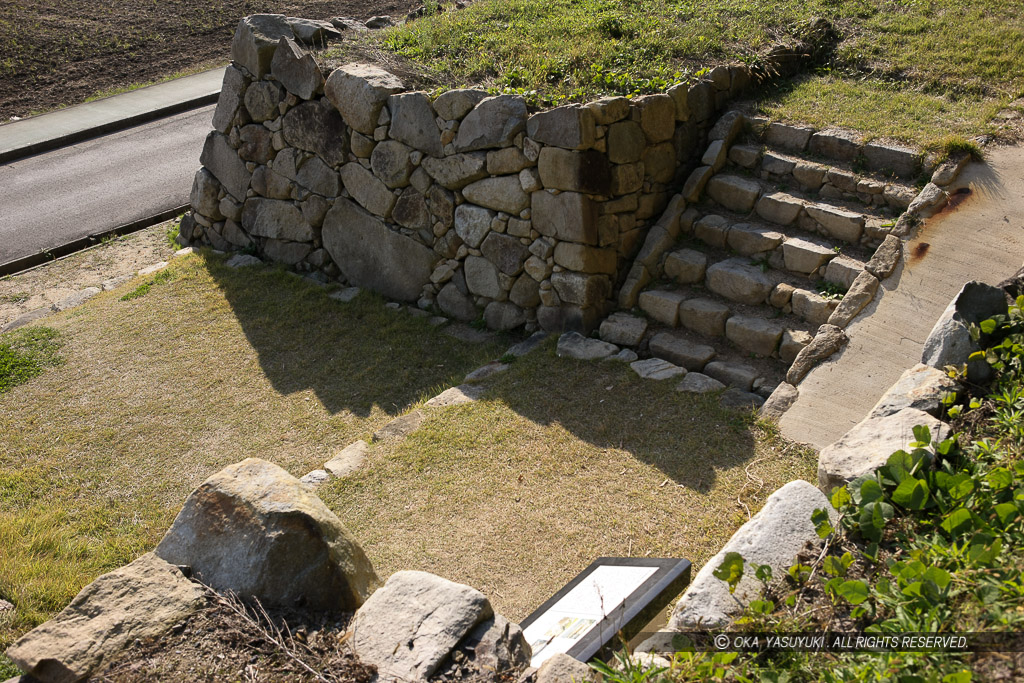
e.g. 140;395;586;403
816;280;847;301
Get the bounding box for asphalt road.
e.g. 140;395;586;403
0;104;214;267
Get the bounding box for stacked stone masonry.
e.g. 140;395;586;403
608;111;952;405
183;14;814;335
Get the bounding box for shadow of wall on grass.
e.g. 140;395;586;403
205;255;761;492
476;346;761;494
204;256;504;418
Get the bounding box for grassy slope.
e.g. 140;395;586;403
0;253;500;651
0;251;816;673
351;0;1024;146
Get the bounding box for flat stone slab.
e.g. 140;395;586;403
324;440;370;477
52;287;100;312
1;307;49;333
719;388;765;411
868;363;958;420
817;407;949;492
6;553;204;682
630;358;687;380
600;312;648;347
226;254;265;268
505;331;549;357
703;361;760;392
426;384;485;407
465;362;510;381
329;286;362;302
350;570;493;682
374;410;425;440
665;480;835;630
649;332;716;371
676;372;725;393
556;332;619;360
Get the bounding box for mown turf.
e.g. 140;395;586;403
0;249;816;667
0;251;501;653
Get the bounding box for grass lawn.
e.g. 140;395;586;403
0;250;815;674
330;0;1024;147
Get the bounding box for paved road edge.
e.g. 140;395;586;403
0;93;218;165
0;205;189;277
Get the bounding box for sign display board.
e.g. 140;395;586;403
520;557;691;668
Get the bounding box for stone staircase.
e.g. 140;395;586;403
602;115;927;405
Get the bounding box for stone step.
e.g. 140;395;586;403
644;241;853;327
754;122;930;180
703;174;896;247
633;279;816;359
674;210;871;290
727;144;918;215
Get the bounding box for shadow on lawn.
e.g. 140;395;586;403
205;253;759;492
205;256;504;418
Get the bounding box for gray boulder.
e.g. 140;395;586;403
870;363;958;419
325;63;405;135
241;198;314;242
818;408;949;492
7;554;203;682
211;66;248;134
922;281;1007;382
270;37;324;100
455;95;528;152
282;100;349;167
556;332;618;360
389;92;444;157
322;198;436;301
350;571;494;682
200;132;251;201
155;459;379;611
786;324;848;385
433;89;488;120
231;14;294;78
666;480;835;630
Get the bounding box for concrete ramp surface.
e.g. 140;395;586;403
780;145;1024;449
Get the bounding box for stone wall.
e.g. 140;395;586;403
182;13;816;333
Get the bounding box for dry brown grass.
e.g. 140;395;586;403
0;251;500;655
0;248;816;678
320;343;817;622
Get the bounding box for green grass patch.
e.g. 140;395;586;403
119;269;176;301
756;75;1006;149
339;0;1023;141
0;327;63;393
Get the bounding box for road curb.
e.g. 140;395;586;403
0;92;219;165
0;205;189;277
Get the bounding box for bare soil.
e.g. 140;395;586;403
93;591;374;683
0;0;423;120
0;222;178;329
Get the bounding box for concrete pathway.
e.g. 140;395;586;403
780;145;1024;449
0;68;224;163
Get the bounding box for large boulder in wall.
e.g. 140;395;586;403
155;458;379;612
322;197;436;302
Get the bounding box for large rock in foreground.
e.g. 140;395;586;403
6;553;203;683
817;407;949;492
656;480;834;632
351;570;512;682
155;458;379;612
